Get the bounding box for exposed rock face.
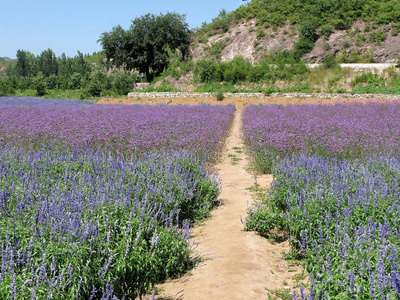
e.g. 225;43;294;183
191;20;400;63
304;22;400;63
192;21;299;63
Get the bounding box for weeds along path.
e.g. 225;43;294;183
155;109;300;300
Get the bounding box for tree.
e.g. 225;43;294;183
15;50;37;77
58;53;73;77
73;51;91;75
99;12;191;80
38;48;58;77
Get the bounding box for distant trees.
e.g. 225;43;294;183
15;50;36;78
13;49;92;79
99;12;191;80
2;48;136;97
38;48;58;77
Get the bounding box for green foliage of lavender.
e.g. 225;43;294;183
0;146;219;299
243;102;400;173
246;153;400;299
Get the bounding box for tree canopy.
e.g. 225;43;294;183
98;12;191;80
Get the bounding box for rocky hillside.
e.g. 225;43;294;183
0;57;15;75
190;0;400;63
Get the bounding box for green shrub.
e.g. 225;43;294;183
320;24;334;36
391;23;400;36
256;28;266;39
194;60;221;83
206;41;225;59
34;74;46;96
215;92;225;101
0;79;15;96
322;42;331;51
294;38;315;57
45;74;59;90
336;87;347;93
355;34;367;46
332;18;350;30
264;85;281;95
198;35;208;43
85;69;110;97
110;70;134;95
18;77;34;91
299;18;319;41
322;54;338;69
369;30;387;45
351;72;385;87
68;73;83;89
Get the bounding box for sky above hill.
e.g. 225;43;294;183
0;0;246;59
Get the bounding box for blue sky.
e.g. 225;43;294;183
0;0;246;59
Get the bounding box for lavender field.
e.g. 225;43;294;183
0;97;234;299
242;102;400;173
0;97;235;160
244;101;400;299
247;153;400;299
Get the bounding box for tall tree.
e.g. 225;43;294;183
15;50;36;77
38;48;58;77
73;51;91;75
58;53;73;77
99;12;191;80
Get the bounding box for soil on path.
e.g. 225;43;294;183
153;109;300;300
97;95;398;108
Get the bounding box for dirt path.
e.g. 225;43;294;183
99;95;400;108
155;109;300;300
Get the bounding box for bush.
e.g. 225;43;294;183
391;23;400;36
194;60;221;83
17;77;34;91
332;18;350;30
85;69;110;97
369;30;387;45
34;75;46;96
68;73;83;89
351;72;385;87
322;42;331;51
256;28;266;39
110;70;134;95
45;74;59;90
320;24;334;37
343;39;351;48
294;38;315;57
264;85;281;95
299;18;319;41
0;79;16;96
215;92;224;101
322;54;338;69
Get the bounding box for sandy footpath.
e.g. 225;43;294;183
152;109;299;300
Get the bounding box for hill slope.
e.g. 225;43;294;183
191;0;400;63
0;57;15;75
